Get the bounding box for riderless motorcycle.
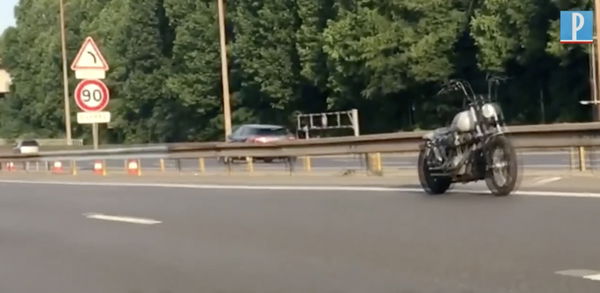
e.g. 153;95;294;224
418;76;518;196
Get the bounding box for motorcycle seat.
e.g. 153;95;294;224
423;127;454;140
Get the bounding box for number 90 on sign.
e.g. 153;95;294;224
74;79;110;112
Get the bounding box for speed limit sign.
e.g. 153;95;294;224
74;79;110;112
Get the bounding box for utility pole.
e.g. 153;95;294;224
59;0;73;145
590;41;598;120
218;0;232;138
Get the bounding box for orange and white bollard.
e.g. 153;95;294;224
93;160;106;176
51;161;64;174
127;159;141;176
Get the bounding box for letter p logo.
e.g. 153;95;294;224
561;11;593;44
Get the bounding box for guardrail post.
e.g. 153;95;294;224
35;161;40;172
303;156;312;172
225;157;232;175
198;158;206;173
590;147;597;171
103;160;107;176
569;147;576;170
579;146;587;172
375;153;383;174
176;159;182;173
364;153;371;174
160;159;165;172
286;156;295;175
246;157;254;173
367;153;383;175
71;160;77;176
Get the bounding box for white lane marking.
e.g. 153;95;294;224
530;176;562;186
0;179;411;192
1;179;600;198
584;274;600;281
84;213;162;225
556;270;600;282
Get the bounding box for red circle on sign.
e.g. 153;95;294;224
74;79;110;112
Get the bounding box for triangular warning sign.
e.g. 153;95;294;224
70;37;109;71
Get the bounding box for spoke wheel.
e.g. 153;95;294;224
418;145;452;195
485;136;518;196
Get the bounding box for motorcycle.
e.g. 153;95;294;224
418;76;518;196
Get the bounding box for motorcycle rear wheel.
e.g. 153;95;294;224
418;145;452;195
484;135;518;196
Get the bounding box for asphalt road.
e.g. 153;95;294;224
35;150;600;173
1;181;600;292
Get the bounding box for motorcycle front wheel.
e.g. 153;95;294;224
484;135;518;196
418;144;452;195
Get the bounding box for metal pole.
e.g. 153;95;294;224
591;42;599;120
218;0;232;139
59;0;72;145
92;123;99;150
579;146;587;171
594;0;600;120
351;109;360;136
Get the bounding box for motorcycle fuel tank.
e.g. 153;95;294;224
451;109;476;132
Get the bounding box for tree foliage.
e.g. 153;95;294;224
0;0;595;143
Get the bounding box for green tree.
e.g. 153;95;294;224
0;0;65;138
163;0;224;141
232;0;301;124
85;0;174;143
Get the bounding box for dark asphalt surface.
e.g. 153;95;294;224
1;182;600;292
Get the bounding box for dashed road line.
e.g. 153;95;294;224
529;176;562;186
556;269;600;282
84;213;162;225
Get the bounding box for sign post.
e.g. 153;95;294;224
92;123;99;150
70;37;110;149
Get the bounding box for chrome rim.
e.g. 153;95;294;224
491;147;509;186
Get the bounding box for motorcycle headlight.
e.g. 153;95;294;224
482;103;497;119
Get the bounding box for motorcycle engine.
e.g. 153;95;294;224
452;133;474;173
429;132;474;172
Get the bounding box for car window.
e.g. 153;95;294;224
235;126;248;137
230;126;244;137
231;126;241;136
20;140;38;147
249;127;288;136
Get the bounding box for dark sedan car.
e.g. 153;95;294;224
221;124;296;163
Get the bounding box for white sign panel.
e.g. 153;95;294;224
77;111;111;124
75;70;106;80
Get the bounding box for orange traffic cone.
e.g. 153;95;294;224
52;161;64;174
127;159;141;176
93;160;106;176
6;162;15;172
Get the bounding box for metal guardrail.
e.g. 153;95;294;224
0;122;598;173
